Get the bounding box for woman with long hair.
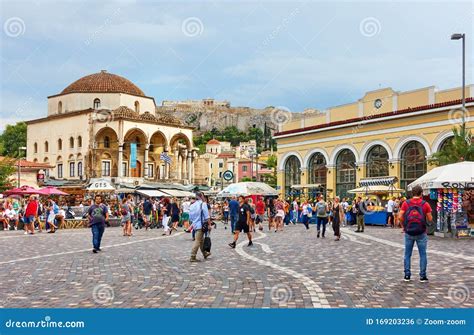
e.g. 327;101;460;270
332;197;344;241
120;197;132;236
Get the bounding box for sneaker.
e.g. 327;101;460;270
248;241;253;247
419;276;429;282
317;232;320;238
404;275;411;282
228;241;236;249
204;252;211;259
190;256;201;262
24;231;28;235
14;227;17;230
92;249;98;253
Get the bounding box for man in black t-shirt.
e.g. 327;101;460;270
142;198;153;230
229;196;253;248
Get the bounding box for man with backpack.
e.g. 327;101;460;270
88;194;108;253
315;196;328;238
399;185;432;282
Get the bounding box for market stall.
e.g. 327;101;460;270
408;161;474;238
349;177;403;226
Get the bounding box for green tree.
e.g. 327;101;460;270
0;159;15;192
0;122;27;157
429;123;474;166
266;154;277;169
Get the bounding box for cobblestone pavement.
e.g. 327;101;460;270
0;223;472;308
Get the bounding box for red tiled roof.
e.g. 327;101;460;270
59;70;145;97
217;152;235;158
275;97;474;137
207;139;220;145
0;157;52;169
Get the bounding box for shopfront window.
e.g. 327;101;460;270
400;141;427;190
336;149;356;199
366;145;389;177
308;152;327;198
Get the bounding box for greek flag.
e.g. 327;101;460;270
160;152;172;164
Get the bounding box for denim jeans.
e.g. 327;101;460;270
230;214;239;232
404;233;428;278
316;217;328;236
91;224;105;250
292;210;298;223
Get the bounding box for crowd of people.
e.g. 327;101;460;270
1;188;432;281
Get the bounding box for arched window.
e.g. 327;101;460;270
308;152;327;198
58;101;62;114
134;101;140;113
58;138;62;151
77;136;82;148
135;136;141;148
438;136;455;152
104;136;110;148
44;141;49;153
34;142;38;153
69;137;74;148
400;141;427;190
335;149;356;199
93;98;101;109
366;145;389;177
284;156;301;198
77;161;83;177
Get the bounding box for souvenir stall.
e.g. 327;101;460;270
348;177;403;226
408;161;474;238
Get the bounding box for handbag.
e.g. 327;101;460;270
203;234;211;253
201;203;210;234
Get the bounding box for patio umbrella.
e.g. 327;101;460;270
3;185;44;196
217;182;278;197
407;161;474;190
39;186;69;196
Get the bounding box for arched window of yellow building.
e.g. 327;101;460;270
366;145;389;177
308;152;327;198
400;141;426;190
284;156;301;198
336;149;356;199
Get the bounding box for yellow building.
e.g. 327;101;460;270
274;85;474;199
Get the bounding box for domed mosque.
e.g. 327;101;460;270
26;71;196;190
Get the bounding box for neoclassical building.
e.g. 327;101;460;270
26;71;196;185
274;85;474;199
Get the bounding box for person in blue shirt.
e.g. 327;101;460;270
189;192;211;262
228;196;239;234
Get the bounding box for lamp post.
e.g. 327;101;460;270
252;124;259;182
17;146;27;187
451;33;466;118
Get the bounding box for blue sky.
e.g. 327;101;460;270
0;0;472;130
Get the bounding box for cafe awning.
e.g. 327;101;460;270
359;176;398;187
160;189;195;198
136;189;169;198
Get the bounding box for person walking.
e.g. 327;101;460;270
189;192;211;262
229;196;253;248
255;197;265;231
23;195;38;235
88;194;108;253
181;197;191;231
142;197;153;230
170;198;181;233
291;199;299;224
355;196;365;233
386;196;395;228
229;196;239;234
222;200;230;229
399;185;432;282
332;196;343;241
120;197;132;236
301;199;310;229
274;198;284;232
315;196;328;238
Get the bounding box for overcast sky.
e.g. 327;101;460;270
0;0;472;130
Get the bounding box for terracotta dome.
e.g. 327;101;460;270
207;139;220;145
61;70;145;97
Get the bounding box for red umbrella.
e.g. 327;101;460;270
3;185;45;196
39;186;69;196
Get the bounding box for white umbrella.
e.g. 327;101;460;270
407;161;474;190
217;182;278;197
86;179;115;192
348;185;405;194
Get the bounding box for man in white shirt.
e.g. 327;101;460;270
386;197;395;228
181;197;191;231
189;192;210;262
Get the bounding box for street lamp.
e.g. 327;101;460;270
17;146;27;187
451;33;466;116
252;124;259;182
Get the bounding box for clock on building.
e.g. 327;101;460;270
374;99;382;109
